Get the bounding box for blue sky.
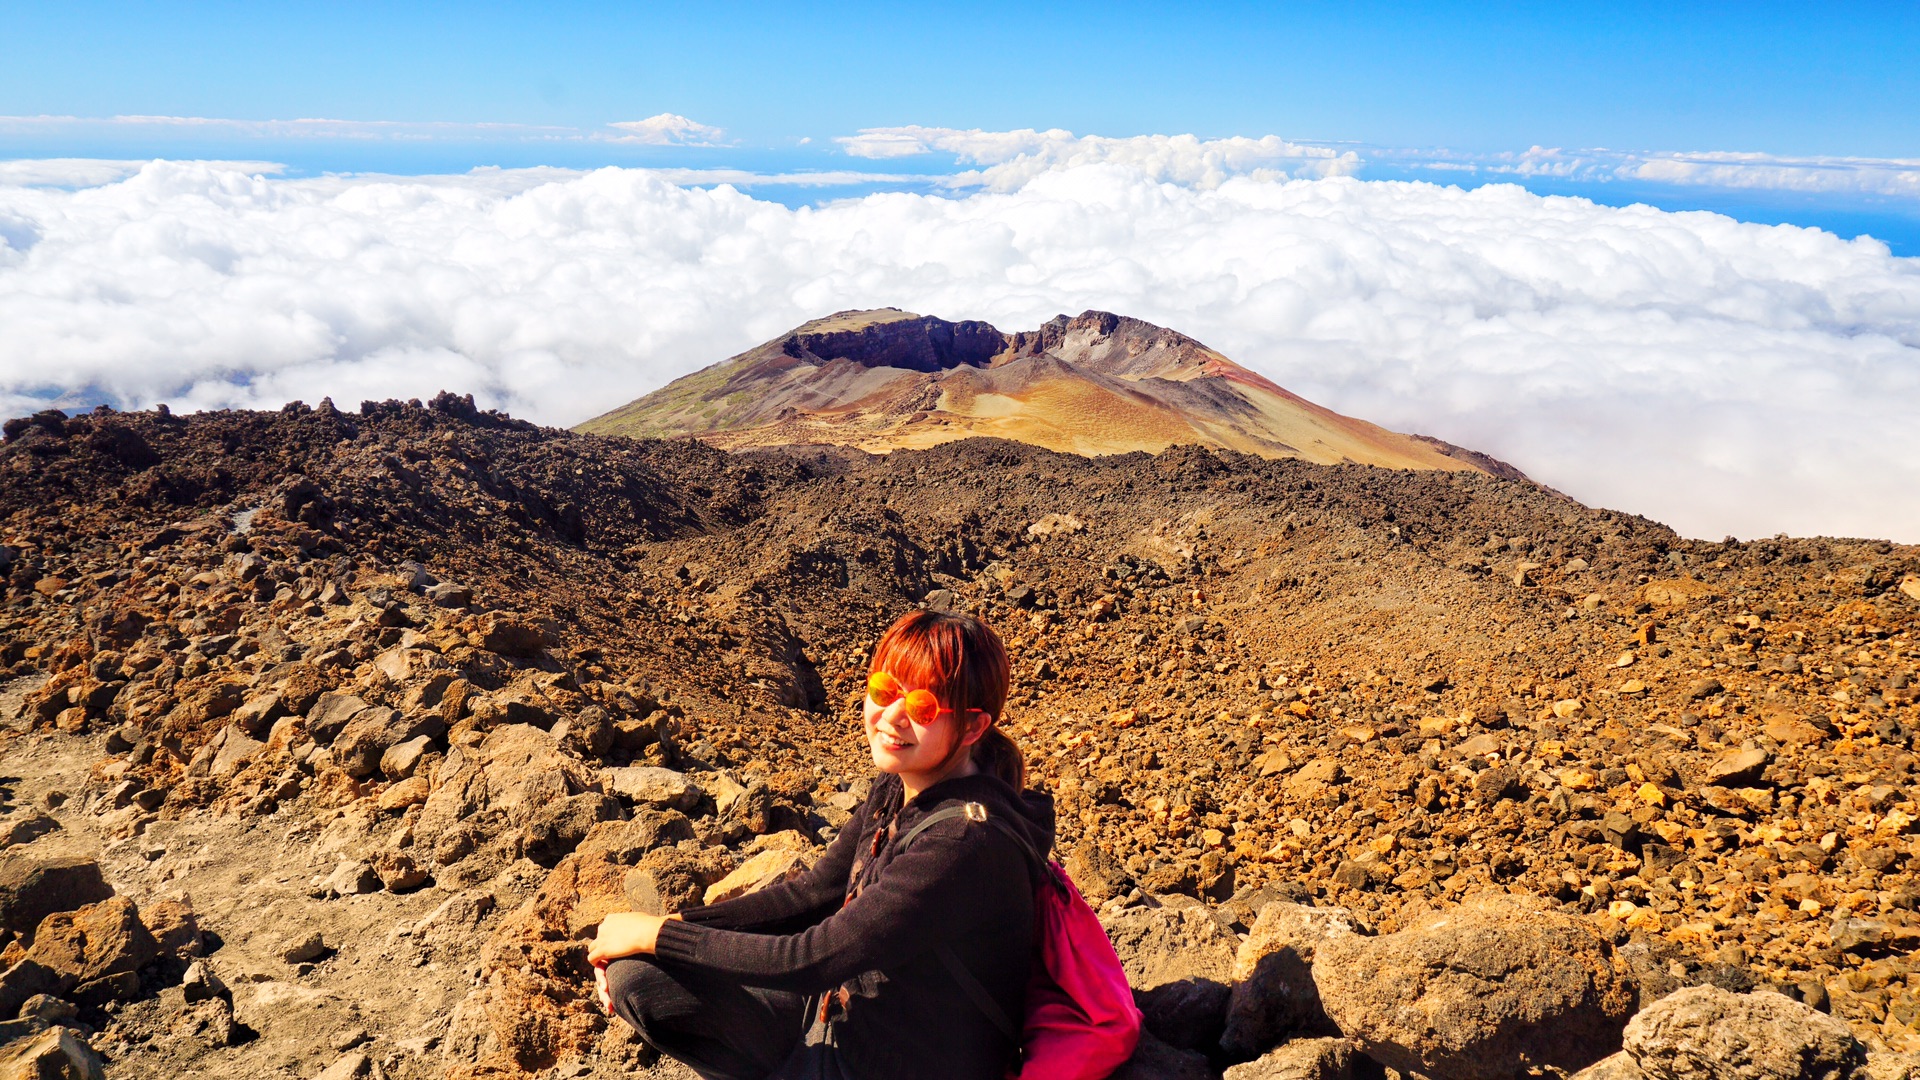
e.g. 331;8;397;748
5;2;1917;152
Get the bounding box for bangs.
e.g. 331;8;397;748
868;610;1008;722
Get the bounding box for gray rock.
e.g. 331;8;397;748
523;792;624;867
0;855;112;935
1138;978;1232;1052
1224;1038;1354;1080
1831;915;1920;955
622;846;735;915
1222;903;1361;1059
1064;844;1131;904
1103;900;1238;1052
182;959;228;1003
575;811;697;864
305;691;371;745
424;582;474;608
557;705;615;759
230;691;286;738
1313;896;1634;1080
1623;986;1864;1080
0;960;61;1019
1109;1027;1213;1080
1102;900;1239;989
604;766;702;811
1687;678;1725;701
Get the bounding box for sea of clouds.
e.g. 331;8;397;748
2;142;1917;543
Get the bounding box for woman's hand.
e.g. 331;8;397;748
587;912;680;967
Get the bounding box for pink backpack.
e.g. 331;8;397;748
905;803;1143;1080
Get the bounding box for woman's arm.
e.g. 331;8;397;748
651;818;1026;991
673;807;863;931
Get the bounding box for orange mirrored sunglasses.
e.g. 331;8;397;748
866;671;949;724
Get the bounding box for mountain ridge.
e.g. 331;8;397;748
578;308;1525;477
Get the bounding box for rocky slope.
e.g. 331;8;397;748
576;309;1509;474
0;396;1917;1079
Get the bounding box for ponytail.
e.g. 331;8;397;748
973;725;1026;791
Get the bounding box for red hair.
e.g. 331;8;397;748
869;610;1025;789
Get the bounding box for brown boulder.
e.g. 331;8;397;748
1702;749;1771;788
333;707;440;779
623;845;736;914
414;724;599;859
373;852;428;892
25;896;160;1002
0;856;112;936
1223;1037;1354;1080
473;616;546;657
523;792;625;867
0;1025;106;1080
1313;897;1634;1080
306;691;371;745
141;897;205;958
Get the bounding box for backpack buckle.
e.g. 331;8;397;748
964;802;988;823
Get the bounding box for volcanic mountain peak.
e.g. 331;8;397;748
578;309;1515;476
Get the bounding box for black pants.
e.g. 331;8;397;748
606;956;851;1080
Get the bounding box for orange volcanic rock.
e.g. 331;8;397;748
578;309;1520;476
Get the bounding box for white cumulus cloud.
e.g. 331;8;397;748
1;157;1918;543
1391;144;1920;199
838;127;1361;190
0;158;287;188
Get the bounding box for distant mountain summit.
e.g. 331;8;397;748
578;308;1519;475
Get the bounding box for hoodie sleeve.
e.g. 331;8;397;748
654;815;1027;992
675;805;863;932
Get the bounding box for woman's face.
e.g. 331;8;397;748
862;679;982;777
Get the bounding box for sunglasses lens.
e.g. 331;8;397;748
903;689;939;724
867;671;902;706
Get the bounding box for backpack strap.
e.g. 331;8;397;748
935;944;1019;1041
899;801;987;848
898;800;1048;1046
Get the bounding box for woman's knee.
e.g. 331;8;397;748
604;955;697;1029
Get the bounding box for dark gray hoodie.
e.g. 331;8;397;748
656;770;1057;1080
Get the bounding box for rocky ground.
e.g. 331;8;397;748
0;395;1917;1079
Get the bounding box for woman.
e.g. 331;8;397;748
589;610;1053;1080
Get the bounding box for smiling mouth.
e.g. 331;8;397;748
879;736;914;751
